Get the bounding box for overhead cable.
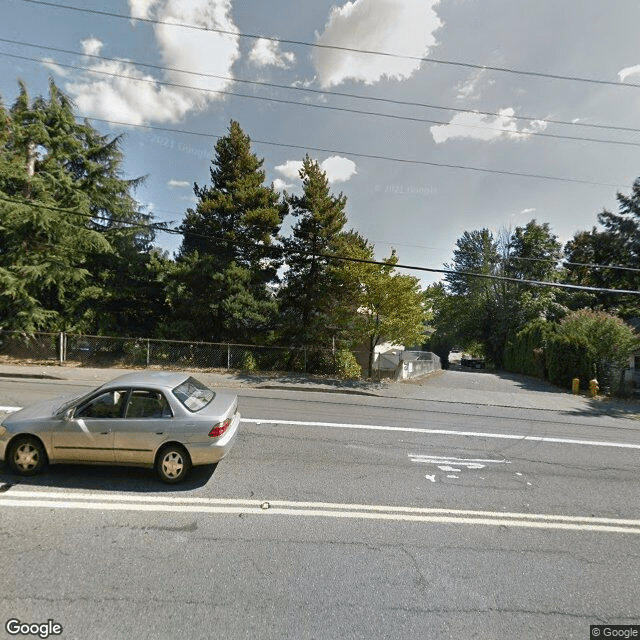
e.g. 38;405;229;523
2;36;640;135
16;0;640;90
4;51;640;151
1;194;637;295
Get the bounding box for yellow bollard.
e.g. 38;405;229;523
572;378;580;394
588;378;599;397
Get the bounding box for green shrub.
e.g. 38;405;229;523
335;349;361;379
241;350;258;372
503;318;550;378
306;349;335;375
545;333;593;389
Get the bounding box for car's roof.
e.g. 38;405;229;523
101;371;192;390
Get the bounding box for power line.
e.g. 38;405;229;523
2;194;638;295
6;50;640;151
16;0;640;91
2;36;640;135
0;89;617;188
74;115;628;189
325;254;640;295
507;254;640;273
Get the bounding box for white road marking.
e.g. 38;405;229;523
2;410;638;452
242;418;640;451
410;454;511;477
410;455;511;465
1;489;639;534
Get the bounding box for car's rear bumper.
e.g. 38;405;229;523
186;411;240;466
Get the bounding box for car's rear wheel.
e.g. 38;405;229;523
155;444;191;484
8;435;47;476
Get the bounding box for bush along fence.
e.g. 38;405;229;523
0;331;367;378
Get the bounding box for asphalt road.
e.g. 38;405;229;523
0;371;639;639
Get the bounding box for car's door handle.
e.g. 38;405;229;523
99;430;110;435
155;432;164;435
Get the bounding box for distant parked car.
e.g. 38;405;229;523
0;371;240;483
460;356;486;369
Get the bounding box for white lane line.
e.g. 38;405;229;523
242;418;640;451
409;455;511;464
0;406;22;412
1;491;639;534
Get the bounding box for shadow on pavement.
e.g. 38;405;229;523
487;370;569;394
560;398;640;420
0;461;217;493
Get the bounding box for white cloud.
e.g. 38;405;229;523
81;37;104;56
41;58;68;77
275;160;304;181
64;0;240;124
618;64;640;82
314;0;442;88
521;208;536;215
128;0;159;20
320;155;357;183
430;108;548;144
275;156;357;185
272;178;293;192
249;38;296;68
456;69;487;101
167;179;190;188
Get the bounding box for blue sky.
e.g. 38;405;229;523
2;0;640;285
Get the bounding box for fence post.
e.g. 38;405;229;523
59;332;64;365
146;339;150;367
304;348;307;373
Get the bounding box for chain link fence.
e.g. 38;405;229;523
0;330;361;376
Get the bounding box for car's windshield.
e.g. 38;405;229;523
172;376;215;412
55;390;96;416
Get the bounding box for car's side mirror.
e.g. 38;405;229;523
64;408;75;421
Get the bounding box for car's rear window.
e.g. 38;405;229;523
172;376;215;412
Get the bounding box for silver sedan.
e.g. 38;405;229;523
0;371;240;483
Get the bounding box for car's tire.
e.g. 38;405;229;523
155;444;191;484
8;435;48;476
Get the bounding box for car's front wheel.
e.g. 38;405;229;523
155;444;191;484
8;435;48;476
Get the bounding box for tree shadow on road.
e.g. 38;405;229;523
559;398;640;420
454;367;640;419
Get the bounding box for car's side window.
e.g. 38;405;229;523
76;390;128;419
125;390;173;419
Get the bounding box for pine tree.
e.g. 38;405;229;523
565;179;640;315
279;156;347;347
179;120;286;287
168;120;286;342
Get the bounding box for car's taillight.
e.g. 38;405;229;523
209;418;231;438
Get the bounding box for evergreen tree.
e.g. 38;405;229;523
0;81;159;334
0;82;109;331
435;222;566;366
178;120;286;287
564;179;640;316
279;156;347;347
168;120;286;342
